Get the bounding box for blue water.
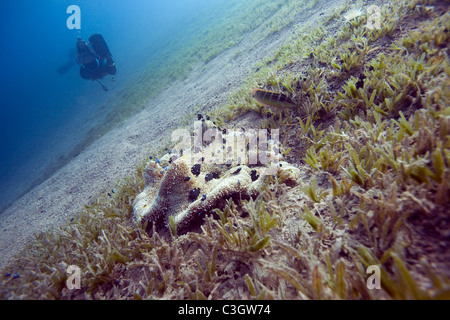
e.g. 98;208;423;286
0;0;218;213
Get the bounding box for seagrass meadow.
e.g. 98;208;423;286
1;0;449;299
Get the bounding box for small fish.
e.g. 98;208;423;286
251;88;296;109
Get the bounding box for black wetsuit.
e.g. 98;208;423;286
76;34;116;80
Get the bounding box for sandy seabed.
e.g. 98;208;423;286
0;0;345;267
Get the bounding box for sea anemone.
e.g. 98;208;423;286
343;7;363;21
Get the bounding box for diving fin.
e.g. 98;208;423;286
57;48;77;75
57;61;76;75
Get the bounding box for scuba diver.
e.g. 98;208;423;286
76;34;116;91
